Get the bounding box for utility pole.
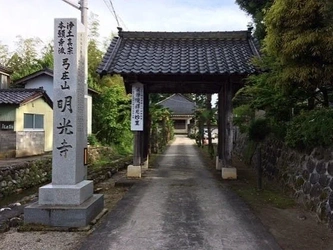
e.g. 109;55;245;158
61;0;88;59
62;0;89;136
62;0;87;26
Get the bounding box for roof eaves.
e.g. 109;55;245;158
101;36;122;75
88;88;100;95
156;94;176;105
119;30;250;40
0;64;13;74
15;68;54;85
19;89;53;109
248;37;261;58
20;92;44;106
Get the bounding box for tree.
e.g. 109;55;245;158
87;13;104;83
7;36;43;81
235;0;273;41
36;42;54;69
92;75;133;153
0;42;9;65
263;0;333;109
205;94;214;158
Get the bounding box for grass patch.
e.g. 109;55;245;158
198;144;296;210
227;160;296;209
232;185;296;209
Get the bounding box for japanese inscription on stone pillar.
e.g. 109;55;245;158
131;83;144;131
53;18;86;185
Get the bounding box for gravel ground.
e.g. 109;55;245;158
0;170;129;250
0;229;86;250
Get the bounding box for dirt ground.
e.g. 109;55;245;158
2;150;333;249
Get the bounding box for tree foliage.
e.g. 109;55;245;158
6;36;49;81
264;0;333;99
0;42;9;65
285;109;333;149
91;75;133;154
149;104;174;153
235;0;273;40
234;0;333;148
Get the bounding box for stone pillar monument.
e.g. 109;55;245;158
24;18;104;227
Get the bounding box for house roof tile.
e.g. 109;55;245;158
98;29;260;76
0;88;52;107
157;94;196;115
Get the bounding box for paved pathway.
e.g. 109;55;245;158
79;136;281;250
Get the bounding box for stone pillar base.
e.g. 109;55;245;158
222;167;237;179
24;194;104;227
142;158;149;170
38;180;93;205
216;156;221;170
127;165;141;178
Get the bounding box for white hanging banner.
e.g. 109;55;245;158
131;82;144;131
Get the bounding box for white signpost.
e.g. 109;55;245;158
131;82;144;131
24;18;103;227
127;83;144;178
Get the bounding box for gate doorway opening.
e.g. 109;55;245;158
98;27;259;179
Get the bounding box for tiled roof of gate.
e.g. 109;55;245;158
98;29;260;76
0;88;52;107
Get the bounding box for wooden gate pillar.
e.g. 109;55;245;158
218;79;237;179
217;86;225;170
142;87;149;169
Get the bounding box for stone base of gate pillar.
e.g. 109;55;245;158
127;165;141;178
216;156;221;170
142;158;149;170
222;167;237;179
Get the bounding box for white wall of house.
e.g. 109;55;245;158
24;75;54;100
87;94;92;135
23;75;93;135
0;72;11;89
173;117;192;134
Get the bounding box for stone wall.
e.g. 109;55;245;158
0;148;131;198
0;157;52;198
233;131;333;228
16;131;45;157
0;131;16;158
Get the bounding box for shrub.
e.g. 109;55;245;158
233;104;254;133
248;118;270;142
285;109;333;149
88;134;99;146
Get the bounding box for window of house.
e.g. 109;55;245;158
24;114;44;130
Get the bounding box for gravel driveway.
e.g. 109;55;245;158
79;135;281;250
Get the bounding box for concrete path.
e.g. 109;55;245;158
79;136;281;250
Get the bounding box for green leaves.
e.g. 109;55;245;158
263;0;333;92
92;76;133;154
235;0;274;40
149;104;174;153
285;109;333;149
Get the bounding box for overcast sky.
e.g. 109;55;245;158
0;0;251;51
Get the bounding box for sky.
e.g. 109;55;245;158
0;0;252;51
